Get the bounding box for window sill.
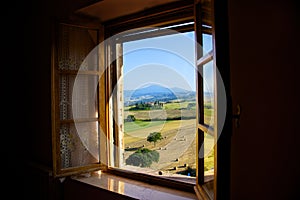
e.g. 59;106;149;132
71;170;199;200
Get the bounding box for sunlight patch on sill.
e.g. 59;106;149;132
71;170;198;200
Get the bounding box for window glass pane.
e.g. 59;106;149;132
59;74;99;120
60;122;99;168
204;131;214;176
59;75;75;120
72;74;99;119
203;61;214;177
203;34;212;53
58;24;98;71
203;60;214;126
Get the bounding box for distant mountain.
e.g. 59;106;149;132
124;84;196;106
130;84;175;97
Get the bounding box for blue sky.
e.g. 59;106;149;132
123;31;213;92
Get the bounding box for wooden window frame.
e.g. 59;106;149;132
102;0;220;197
51;20;107;177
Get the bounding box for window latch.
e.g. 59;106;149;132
232;104;241;128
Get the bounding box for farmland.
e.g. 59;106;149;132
122;99;215;180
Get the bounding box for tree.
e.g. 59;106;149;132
187;102;196;110
125;148;159;167
177;166;196;177
147;132;163;147
126;114;135;122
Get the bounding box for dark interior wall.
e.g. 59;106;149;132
24;4;53;168
228;0;300;199
23;3;53;168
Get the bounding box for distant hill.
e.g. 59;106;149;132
124;84;197;106
131;84;175;97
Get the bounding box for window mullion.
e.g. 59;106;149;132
197;50;213;67
194;0;205;185
198;124;214;137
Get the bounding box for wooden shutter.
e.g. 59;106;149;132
51;21;106;177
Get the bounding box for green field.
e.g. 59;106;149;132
124;100;213;125
163;101;195;110
124;119;187;144
124;120;168;133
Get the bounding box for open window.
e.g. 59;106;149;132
103;0;217;196
51;0;230;199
